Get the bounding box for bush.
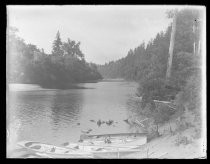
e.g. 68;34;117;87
175;134;193;146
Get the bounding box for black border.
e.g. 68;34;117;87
1;0;208;163
3;0;208;5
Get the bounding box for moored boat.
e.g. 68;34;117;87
65;133;147;152
79;132;147;144
65;141;140;151
17;141;93;158
81;132;147;139
17;132;147;158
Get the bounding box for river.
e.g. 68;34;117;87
7;80;140;147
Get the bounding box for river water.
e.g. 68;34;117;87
7;80;140;147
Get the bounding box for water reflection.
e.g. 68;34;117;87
8;89;85;144
50;90;83;132
8;81;139;146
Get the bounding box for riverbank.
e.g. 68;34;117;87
7;122;206;158
7;81;205;159
7;108;206;158
40;83;90;89
124;127;205;159
8;83;94;91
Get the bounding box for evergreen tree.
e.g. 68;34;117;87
7;28;102;87
97;8;202;102
52;31;64;56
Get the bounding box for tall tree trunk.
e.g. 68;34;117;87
193;23;196;55
166;13;177;81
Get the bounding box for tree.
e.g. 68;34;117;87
166;10;177;81
62;38;84;59
7;28;102;87
98;8;202;102
52;31;64;56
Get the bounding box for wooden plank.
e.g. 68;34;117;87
153;100;172;104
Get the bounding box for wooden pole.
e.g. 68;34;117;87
166;12;177;81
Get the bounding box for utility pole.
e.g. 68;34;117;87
166;11;177;81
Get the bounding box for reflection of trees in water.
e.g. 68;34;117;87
12;91;56;123
50;91;83;131
9;92;42;126
8;89;84;144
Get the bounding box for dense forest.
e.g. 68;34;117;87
7;29;102;88
98;9;203;137
98;9;201;101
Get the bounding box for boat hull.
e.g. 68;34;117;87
17;141;93;158
17;134;147;158
65;136;147;153
80;134;147;147
83;133;147;139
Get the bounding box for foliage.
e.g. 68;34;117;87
7;29;102;88
52;31;64;56
175;134;193;146
174;68;201;112
98;8;202;102
98;9;203;138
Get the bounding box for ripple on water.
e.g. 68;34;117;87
8;81;139;147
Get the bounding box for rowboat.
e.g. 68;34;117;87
17;141;94;158
17;139;145;158
80;133;147;144
17;132;147;158
63;141;143;158
80;132;147;140
65;133;147;151
65;141;140;151
70;141;144;149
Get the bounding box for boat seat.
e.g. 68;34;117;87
31;145;41;150
25;142;33;147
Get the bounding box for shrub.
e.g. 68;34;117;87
175;134;193;146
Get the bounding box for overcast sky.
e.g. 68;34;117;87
7;5;173;64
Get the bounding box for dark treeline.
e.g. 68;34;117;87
7;29;102;88
98;9;202;137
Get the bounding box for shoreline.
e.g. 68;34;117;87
7;125;205;159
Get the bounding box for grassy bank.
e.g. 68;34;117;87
124;119;205;159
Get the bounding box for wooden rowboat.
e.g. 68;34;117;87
80;133;147;144
65;134;147;152
83;132;147;139
65;142;140;151
17;141;93;158
17;132;147;158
